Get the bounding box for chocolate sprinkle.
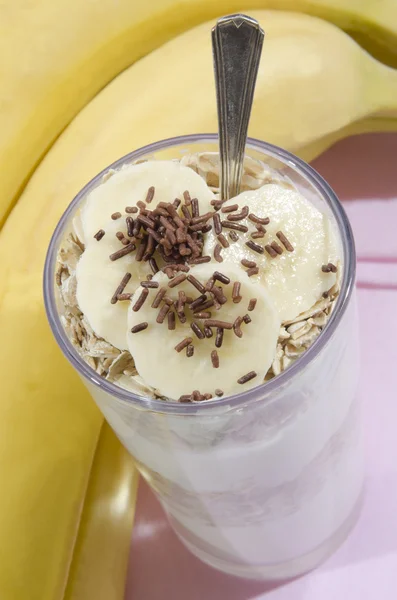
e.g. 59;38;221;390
183;190;192;205
322;264;331;273
186;344;194;358
213;213;222;235
125;206;138;214
241;259;256;268
145;186;155;204
168;311;176;330
211;199;225;210
191;321;205;340
233;316;244;338
205;277;214;292
205;319;233;330
215;327;224;348
179;395;192;403
130;322;148;334
191;212;214;225
151;287;166;308
215;389;224;397
221;221;249;233
328;262;337;273
193;311;212;319
270;241;283;255
110;272;132;304
117;293;132;301
214;243;223;263
276;231;294;252
228;231;239;242
238;371;257;384
94;229;105;241
211;350;219;368
109;242;136;261
248;214;270;225
140;280;159;289
251;231;265;239
168;273;187;288
187;274;205;294
111;212;122;220
217;233;229;248
227;206;249;221
116;231;124;241
132;288;149;312
188;256;211;265
232;282;242;303
221;204;238;213
126;217;134;237
243;314;252;324
135;238;148;262
211;285;227;305
175;337;193;352
247;267;259;277
265;244;278;258
189;294;207;311
213;271;230;285
191;198;199;218
149;257;159;274
248;298;257;311
137;214;156;229
181;205;191;220
156;304;170;324
246;240;264;254
204;326;213;338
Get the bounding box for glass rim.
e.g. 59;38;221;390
43;133;356;415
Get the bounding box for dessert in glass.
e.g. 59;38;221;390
44;134;362;580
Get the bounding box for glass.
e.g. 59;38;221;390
44;135;363;580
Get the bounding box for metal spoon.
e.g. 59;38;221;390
212;14;264;200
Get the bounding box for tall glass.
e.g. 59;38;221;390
44;135;363;580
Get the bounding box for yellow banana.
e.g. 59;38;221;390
1;0;397;225
10;10;395;181
64;423;139;600
0;192;137;598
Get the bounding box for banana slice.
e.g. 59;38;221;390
76;241;141;350
76;161;215;349
81;160;215;241
205;184;340;322
126;263;280;400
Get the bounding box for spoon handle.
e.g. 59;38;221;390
212;14;264;200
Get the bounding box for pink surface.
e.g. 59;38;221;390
124;134;397;599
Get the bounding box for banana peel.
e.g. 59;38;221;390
2;0;397;226
0;169;138;597
64;423;139;600
10;10;395;183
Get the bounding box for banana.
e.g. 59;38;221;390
127;263;280;399
63;422;139;600
0;129;137;600
2;1;397;227
205;184;339;322
76;161;214;350
10;10;396;226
